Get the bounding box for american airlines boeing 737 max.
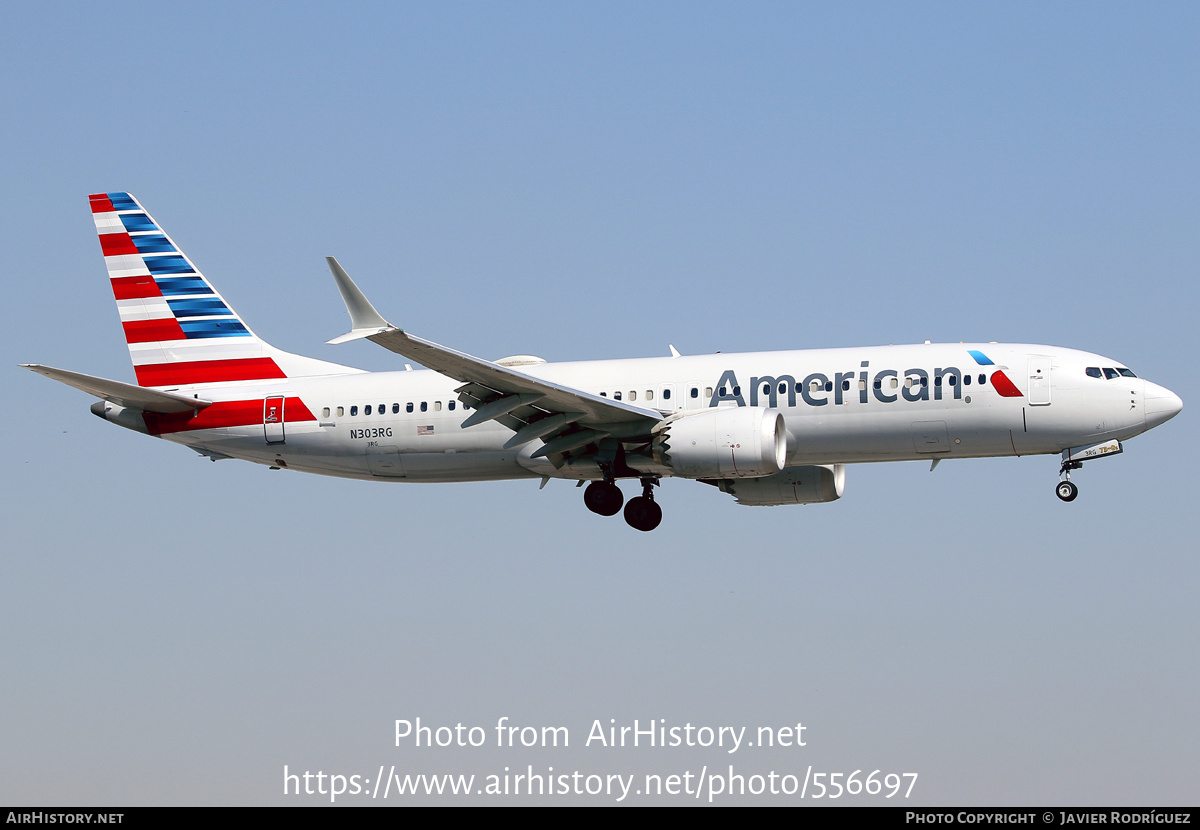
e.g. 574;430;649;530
23;193;1184;531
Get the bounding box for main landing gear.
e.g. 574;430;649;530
584;477;662;531
583;480;623;516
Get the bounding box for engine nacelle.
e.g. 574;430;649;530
653;407;786;479
709;464;845;506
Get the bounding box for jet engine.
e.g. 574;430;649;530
653;407;786;479
708;464;846;506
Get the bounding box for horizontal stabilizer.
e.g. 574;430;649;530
22;364;212;413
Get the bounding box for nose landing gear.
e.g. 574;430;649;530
1054;440;1125;502
1056;458;1083;502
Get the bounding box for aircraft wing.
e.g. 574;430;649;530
22;364;212;413
325;258;662;458
363;328;658;424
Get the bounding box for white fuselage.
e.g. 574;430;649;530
147;342;1172;483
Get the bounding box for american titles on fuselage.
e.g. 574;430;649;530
319;358;1136;424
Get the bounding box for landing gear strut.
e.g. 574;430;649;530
623;478;662;532
1056;460;1081;502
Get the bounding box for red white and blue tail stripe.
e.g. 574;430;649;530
91;192;354;388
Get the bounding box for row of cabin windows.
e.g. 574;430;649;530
320;400;472;419
598;388;674;402
1086;367;1137;379
320;371;1004;419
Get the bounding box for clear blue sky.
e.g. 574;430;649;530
2;1;1196;805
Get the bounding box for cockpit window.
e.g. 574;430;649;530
1118;368;1137;378
1086;367;1102;378
1103;368;1119;380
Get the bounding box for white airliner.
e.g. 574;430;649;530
24;193;1183;530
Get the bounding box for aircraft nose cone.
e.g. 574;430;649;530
1143;381;1183;429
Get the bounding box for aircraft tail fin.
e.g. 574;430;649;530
89;192;357;388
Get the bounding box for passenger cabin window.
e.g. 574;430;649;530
364;405;372;415
448;401;456;410
406;402;414;413
337;406;344;417
322;407;331;418
978;374;986;385
629;391;637;401
663;389;671;400
614;391;622;400
350;406;358;416
646;390;654;401
689;388;698;399
378;403;385;414
434;401;442;411
705;387;713;398
392;403;400;414
420;402;428;412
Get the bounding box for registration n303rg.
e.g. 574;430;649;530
349;428;393;439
